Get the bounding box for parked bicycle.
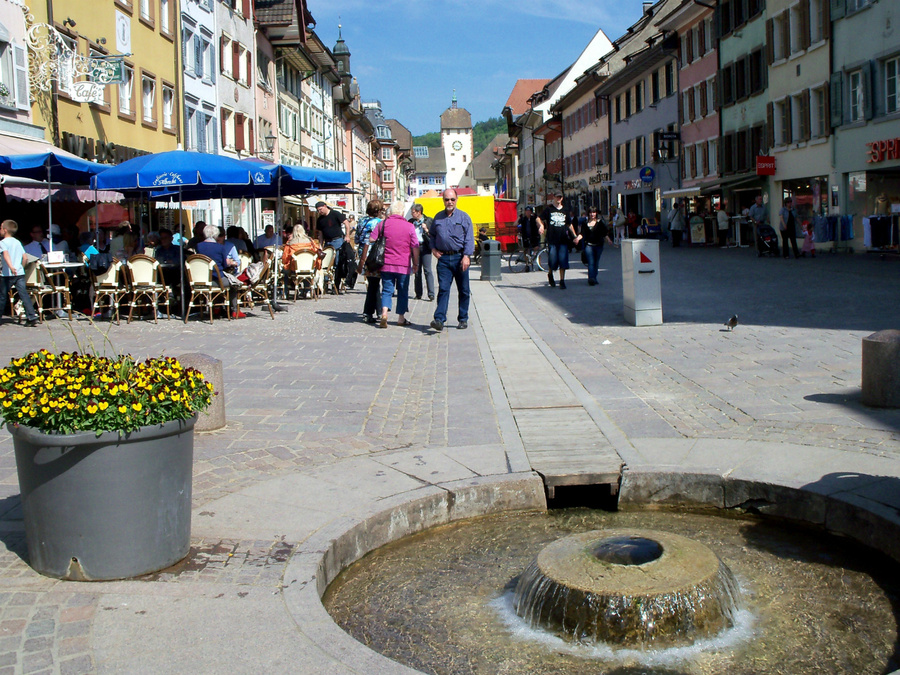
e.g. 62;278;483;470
504;238;547;273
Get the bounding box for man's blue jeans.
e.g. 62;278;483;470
433;253;470;323
0;275;37;321
327;237;344;269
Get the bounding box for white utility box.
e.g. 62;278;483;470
622;239;662;326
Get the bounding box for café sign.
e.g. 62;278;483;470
866;138;900;164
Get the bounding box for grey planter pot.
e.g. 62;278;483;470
10;416;195;580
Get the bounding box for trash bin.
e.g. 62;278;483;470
481;239;502;281
622;239;662;326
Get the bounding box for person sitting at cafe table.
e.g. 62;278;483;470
186;222;207;252
255;224;279;249
24;224;69;258
281;224;322;268
197;224;243;319
226;226;248;255
153;228;181;267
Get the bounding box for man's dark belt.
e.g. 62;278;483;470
437;249;462;255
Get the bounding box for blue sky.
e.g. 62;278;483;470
309;0;651;136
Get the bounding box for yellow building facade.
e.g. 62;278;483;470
26;0;181;160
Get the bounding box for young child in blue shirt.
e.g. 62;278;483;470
0;220;39;327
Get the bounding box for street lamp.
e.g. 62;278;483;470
264;134;277;153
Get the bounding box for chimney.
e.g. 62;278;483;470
643;1;653;14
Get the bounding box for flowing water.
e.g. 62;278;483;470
323;508;900;675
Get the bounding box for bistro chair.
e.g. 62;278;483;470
125;254;170;324
288;251;318;301
26;260;73;322
236;260;275;319
316;246;336;295
184;254;228;324
238;251;253;274
90;258;127;325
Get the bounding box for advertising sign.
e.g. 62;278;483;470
756;156;776;175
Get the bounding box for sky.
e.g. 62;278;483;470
308;0;652;136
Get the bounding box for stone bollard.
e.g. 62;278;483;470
178;352;226;431
861;330;900;408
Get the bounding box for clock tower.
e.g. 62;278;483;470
441;92;474;189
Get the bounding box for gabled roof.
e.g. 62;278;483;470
470;133;509;182
504;80;551;116
414;149;446;175
386;120;412;153
441;106;472;130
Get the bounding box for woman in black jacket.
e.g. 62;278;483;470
574;206;613;286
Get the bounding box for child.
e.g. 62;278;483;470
0;220;39;327
801;221;816;258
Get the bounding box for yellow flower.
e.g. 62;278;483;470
41;406;49;414
2;401;9;408
118;405;127;414
91;387;101;396
98;401;109;411
109;385;119;396
132;402;142;412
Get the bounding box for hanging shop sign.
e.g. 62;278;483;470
639;167;655;183
866;138;900;164
589;173;608;185
756;156;776;175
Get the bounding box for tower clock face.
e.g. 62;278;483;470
452;140;462;151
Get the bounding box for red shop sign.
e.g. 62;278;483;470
756;156;776;175
866;138;900;163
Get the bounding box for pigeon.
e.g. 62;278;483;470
724;314;738;331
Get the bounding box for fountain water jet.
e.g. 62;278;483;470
513;529;740;648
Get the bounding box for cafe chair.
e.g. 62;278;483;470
236;261;275;319
90;258;127;325
125;254;170;324
238;251;253;274
25;260;73;322
184;254;228;324
316;247;336;296
288;251;318;301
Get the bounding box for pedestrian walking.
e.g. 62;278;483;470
748;194;768;242
315;201;349;269
574;206;613;286
519;206;540;267
669;200;686;248
717;200;730;247
779;197;800;259
409;203;435;301
360;201;419;329
538;192;578;289
0;220;38;327
355;199;384;324
430;188;474;332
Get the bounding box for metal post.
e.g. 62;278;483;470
178;186;185;318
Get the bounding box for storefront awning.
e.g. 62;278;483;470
1;175;123;203
662;187;701;198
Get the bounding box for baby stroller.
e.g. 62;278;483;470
756;224;779;257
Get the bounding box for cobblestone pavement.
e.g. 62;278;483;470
0;247;897;672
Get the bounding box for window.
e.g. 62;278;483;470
810;0;825;43
735;59;747;99
56;34;76;96
776;99;791;145
683;91;691;124
722;65;734;106
257;50;271;91
708;139;717;175
773;12;789;62
624;89;632;117
382;170;392;182
160;0;170;34
847;0;869;11
118;64;133;115
812;87;827;137
707;76;716;113
886;56;899;115
381;147;392;160
0;40;28;110
140;0;153;23
749;50;764;94
665;61;675;96
615;94;622;122
694;86;702;118
849;69;864;122
699;142;708;176
141;75;156;124
88;48;107;106
789;3;804;55
704;17;714;52
615;144;622;172
792;92;809;141
634;81;643;113
651;69;660;103
162;84;174;130
635;136;645;166
185;105;198;150
201;32;214;82
221;108;234;148
221;35;231;78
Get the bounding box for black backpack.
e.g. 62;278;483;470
89;251;113;275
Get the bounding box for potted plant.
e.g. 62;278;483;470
0;349;213;580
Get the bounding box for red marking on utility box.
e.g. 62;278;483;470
640;252;652;264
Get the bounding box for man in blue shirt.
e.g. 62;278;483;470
430;188;474;331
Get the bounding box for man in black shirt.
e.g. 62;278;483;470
537;193;577;289
315;201;349;269
518;207;540;267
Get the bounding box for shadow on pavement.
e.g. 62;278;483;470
499;246;900;332
805;391;900;433
0;494;27;564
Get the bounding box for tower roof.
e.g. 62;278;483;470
333;25;350;56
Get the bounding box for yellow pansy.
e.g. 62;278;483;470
98;401;109;411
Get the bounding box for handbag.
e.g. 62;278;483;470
365;224;386;273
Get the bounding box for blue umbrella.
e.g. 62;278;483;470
91;149;268;191
0;151;109;252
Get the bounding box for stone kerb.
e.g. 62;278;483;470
861;329;900;408
178;352;226;431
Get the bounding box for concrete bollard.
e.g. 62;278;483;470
861;330;900;408
178;352;226;430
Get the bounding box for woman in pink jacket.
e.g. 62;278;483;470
361;201;420;328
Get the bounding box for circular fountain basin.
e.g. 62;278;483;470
514;529;739;647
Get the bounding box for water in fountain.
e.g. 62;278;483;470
324;509;900;674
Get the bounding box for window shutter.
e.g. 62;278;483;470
210;116;218;153
863;60;874;120
12;44;29;111
248;118;255;155
782;13;791;58
686;29;694;63
245;51;252;86
829;71;843;127
800;0;811;50
232;42;240;81
822;0;831;40
700;81;708;117
802;89;811;141
785;99;793;144
182;28;189;65
824;81;832;135
690;145;696;177
242;0;250;18
236;114;245;152
220;36;226;73
194;35;203;78
830;0;844;20
197;113;206;153
698;21;706;57
221;109;228;147
766;19;775;64
767;102;775;148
